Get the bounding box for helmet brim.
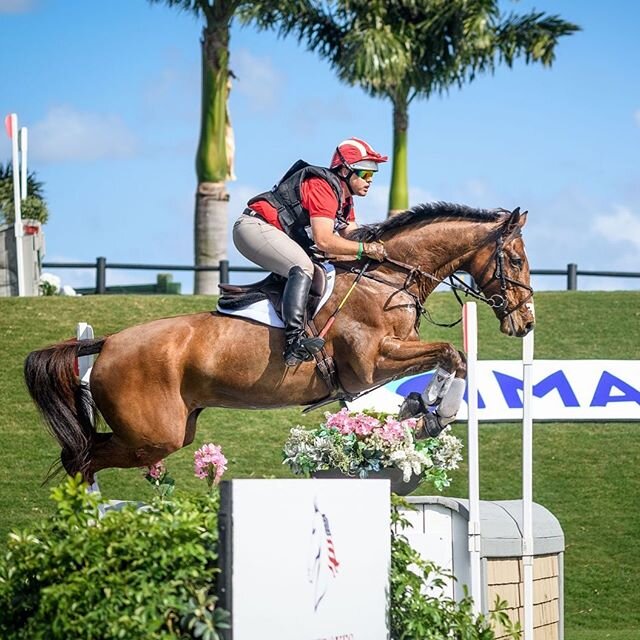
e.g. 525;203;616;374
350;159;380;171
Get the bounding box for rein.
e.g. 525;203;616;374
339;223;534;328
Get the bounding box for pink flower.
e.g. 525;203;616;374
194;443;228;487
378;417;406;442
325;407;351;431
353;413;380;436
145;460;166;480
325;409;382;436
401;417;419;432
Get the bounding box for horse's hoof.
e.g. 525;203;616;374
398;392;428;420
422;412;446;438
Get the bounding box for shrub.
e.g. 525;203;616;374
0;475;229;640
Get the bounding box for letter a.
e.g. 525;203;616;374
591;371;640;406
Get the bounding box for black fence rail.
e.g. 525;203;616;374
42;257;640;294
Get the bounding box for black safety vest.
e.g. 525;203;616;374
247;160;350;254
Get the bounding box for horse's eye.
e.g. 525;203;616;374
510;256;523;268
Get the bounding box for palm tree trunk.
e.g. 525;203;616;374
388;97;409;217
194;19;231;294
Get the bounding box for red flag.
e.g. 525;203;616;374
5;114;14;139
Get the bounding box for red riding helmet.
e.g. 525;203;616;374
330;137;388;171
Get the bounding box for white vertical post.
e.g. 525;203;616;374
8;113;25;296
522;328;535;639
463;302;482;613
76;322;100;496
20;127;28;201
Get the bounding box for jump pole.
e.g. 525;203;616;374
20;126;28;203
522;325;535;639
76;322;101;496
5;113;25;296
462;302;482;613
463;301;536;638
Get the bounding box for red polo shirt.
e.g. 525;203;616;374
249;177;355;231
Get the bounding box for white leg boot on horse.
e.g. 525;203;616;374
399;377;467;439
282;266;325;366
423;366;455;405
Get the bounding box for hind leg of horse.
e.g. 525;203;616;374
87;404;196;479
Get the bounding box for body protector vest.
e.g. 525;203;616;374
247;160;348;255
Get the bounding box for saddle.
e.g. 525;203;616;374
217;262;329;320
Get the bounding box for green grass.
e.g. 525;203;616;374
1;291;639;639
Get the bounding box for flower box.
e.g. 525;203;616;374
283;408;463;494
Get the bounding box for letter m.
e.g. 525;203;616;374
494;370;580;409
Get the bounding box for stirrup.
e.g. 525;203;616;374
284;336;325;367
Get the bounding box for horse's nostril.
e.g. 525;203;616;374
524;321;535;334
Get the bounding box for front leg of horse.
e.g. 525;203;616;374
377;337;466;380
377;338;467;438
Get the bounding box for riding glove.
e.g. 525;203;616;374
364;242;387;262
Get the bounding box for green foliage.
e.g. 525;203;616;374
390;497;520;640
1;292;640;639
0;474;228;640
0;162;49;225
281;1;580;211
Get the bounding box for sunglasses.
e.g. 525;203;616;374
354;169;375;181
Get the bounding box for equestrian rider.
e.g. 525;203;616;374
233;137;388;366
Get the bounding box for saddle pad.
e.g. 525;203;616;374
216;263;336;328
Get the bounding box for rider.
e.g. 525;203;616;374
233;137;389;366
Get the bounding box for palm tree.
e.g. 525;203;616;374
149;0;309;293
0;163;49;225
292;1;580;215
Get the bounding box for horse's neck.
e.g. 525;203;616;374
385;220;497;294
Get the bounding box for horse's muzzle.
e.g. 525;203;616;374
501;315;535;337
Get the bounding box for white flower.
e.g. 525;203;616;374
39;272;61;292
432;429;464;470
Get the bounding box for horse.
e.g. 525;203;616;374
24;202;534;482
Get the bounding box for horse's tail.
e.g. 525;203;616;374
24;337;106;480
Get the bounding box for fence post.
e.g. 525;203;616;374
567;263;577;291
219;259;229;285
96;257;106;294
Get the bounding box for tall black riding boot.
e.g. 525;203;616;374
282;266;325;366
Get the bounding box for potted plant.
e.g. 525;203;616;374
283;408;463;495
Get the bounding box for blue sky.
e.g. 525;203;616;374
1;0;639;293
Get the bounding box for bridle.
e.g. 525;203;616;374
343;219;534;327
467;230;534;318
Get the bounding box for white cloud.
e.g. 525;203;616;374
233;50;282;111
592;206;640;250
0;0;36;13
30;106;137;163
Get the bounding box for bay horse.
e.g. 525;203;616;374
24;202;534;482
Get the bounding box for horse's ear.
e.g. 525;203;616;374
508;207;527;230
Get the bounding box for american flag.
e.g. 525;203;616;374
321;513;340;576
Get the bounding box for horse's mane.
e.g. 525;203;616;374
350;201;506;242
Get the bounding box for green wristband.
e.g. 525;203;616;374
356;242;363;260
